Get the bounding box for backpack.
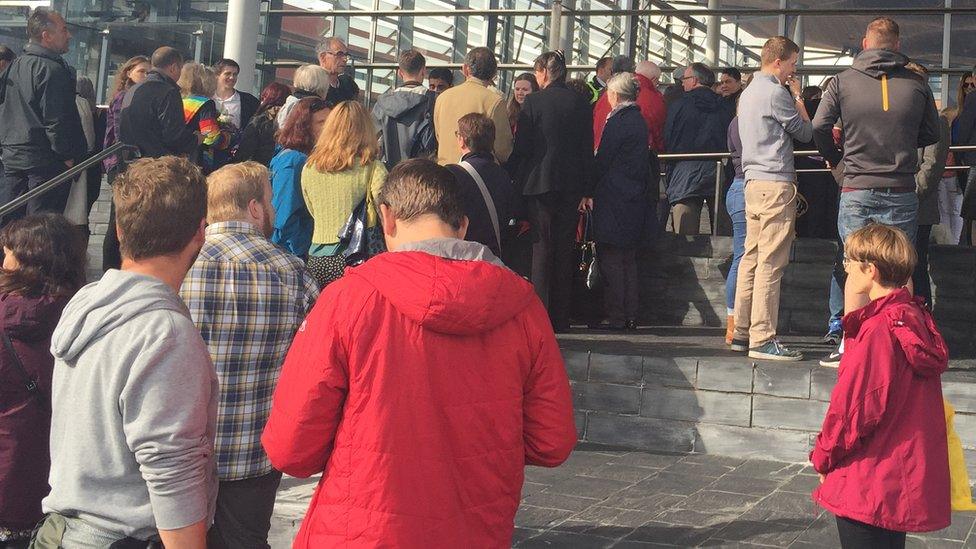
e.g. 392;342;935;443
408;90;438;159
381;89;438;169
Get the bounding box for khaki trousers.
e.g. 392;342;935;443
732;180;797;347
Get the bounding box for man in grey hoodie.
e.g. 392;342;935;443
372;48;437;170
812;17;940;366
39;156;217;548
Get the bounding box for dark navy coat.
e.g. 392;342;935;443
593;104;655;248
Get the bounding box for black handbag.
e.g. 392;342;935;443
577;211;601;290
337;195;386;266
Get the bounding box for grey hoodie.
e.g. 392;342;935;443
371;83;435;169
43;270;218;541
812;49;940;190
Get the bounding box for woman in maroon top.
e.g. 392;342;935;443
0;214;85;546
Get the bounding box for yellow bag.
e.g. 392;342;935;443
944;398;976;511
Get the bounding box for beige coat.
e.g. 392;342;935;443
433;77;513;165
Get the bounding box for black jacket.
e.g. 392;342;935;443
119;70;197;159
325;73;360;104
664;86;732;202
812;49;940;190
513;81;595;197
234;107;279;166
447;152;520;255
0;43;86;171
593;104;655;248
239;91;260;130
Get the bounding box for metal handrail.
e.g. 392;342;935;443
658;145;976;162
0;142;129;219
268;6;976;16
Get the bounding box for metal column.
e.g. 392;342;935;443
778;0;788;37
942;0;952;107
705;0;720;66
223;0;260;93
549;0;563;53
559;0;576;63
792;15;804;83
95;28;110;105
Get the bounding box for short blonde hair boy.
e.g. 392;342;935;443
844;224;917;288
206;161;270;224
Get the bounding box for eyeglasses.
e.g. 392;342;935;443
964;82;976;90
680;75;697;81
326;51;350;58
842;256;868;267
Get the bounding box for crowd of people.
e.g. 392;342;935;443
0;5;965;549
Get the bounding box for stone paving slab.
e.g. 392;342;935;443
268;444;976;547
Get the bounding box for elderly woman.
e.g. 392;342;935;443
277;64;332;127
587;72;652;330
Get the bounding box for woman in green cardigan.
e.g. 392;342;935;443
301;100;388;288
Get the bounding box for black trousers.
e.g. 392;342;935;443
599;243;638;327
527;193;579;330
207;470;283;549
835;516;906;549
912;224;933;306
102;169;122;271
0;162;69;227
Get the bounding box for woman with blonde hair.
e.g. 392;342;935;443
178;62;229;173
277;64;332;127
301;100;387;287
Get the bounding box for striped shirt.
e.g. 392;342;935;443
181;221;319;480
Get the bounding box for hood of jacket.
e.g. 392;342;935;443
851;49;910;79
51;270;189;363
686;86;724;112
843;288;948;378
373;85;429;119
347;238;536;335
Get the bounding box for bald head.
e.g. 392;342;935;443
635;61;661;86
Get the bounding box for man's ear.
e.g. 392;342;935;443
456;215;469;240
194;218;207;244
247;198;262;221
380;204;396;237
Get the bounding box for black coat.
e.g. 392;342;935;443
593;104;654;248
664;86;733;202
0;43;86;171
513;81;595;198
447;152;520;255
234;107;279;166
118;71;197;159
239;91;260;130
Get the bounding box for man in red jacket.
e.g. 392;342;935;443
262;158;577;548
593;59;666;152
811;224;950;547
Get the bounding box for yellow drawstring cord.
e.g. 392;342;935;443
881;74;889;112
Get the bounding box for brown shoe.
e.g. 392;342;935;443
725;315;735;345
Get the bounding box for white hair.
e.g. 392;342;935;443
607;72;639;102
635;60;661;84
292;64;332;98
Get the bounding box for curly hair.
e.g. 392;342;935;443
0;214;86;298
276;97;331;154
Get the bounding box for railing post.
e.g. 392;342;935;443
95;28;111;105
549;0;562;52
714;160;723;235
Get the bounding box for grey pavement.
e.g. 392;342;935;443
269;443;976;548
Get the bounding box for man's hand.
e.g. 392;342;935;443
819;473;825;484
788;75;802;99
578;197;594;213
517;220;531;237
158;520;207;549
64;159;74;168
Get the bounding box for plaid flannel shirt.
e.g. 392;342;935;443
181;221;319;480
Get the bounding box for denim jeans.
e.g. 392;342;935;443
725;177;746;313
829;188;918;330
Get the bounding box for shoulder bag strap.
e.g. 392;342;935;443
458;160;502;253
2;329;47;408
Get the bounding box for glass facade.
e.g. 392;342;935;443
0;0;972;107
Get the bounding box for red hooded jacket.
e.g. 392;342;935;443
262;243;577;548
811;289;950;532
593;73;665;152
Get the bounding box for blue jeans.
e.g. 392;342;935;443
828;188;918;328
725;177;746;313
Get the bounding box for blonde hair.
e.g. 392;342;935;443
293;64;332;98
306;101;378;173
206;161;270;224
844;224;917;288
178;62;217;97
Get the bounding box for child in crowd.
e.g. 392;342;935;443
811;223;950;548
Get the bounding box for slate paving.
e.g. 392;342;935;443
268;443;976;547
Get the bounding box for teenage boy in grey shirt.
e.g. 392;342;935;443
41;157;217;548
731;36;812;361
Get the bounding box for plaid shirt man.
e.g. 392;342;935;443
181;221;318;480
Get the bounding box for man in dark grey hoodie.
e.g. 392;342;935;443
372;48;437;170
39;156;217;548
812;17;940;366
